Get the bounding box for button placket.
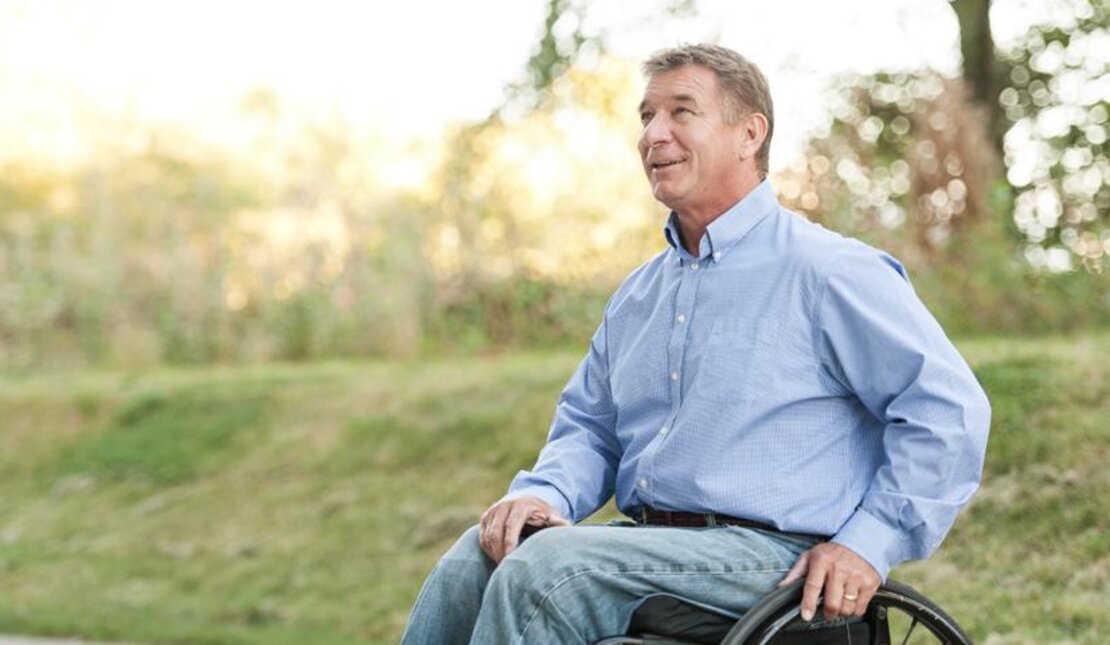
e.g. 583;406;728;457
639;255;706;504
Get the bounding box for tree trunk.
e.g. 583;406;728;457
950;0;1006;157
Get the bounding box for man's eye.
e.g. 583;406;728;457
640;113;653;125
675;107;693;116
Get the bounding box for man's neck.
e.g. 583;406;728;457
676;216;708;257
674;175;763;256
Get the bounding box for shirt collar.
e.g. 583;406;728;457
662;179;780;261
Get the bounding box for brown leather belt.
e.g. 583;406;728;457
636;506;829;541
637;506;776;530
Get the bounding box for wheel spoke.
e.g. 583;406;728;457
900;616;920;645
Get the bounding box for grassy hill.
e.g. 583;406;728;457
0;334;1107;643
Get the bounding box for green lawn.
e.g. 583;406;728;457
0;334;1107;643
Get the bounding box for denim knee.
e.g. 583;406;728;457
490;526;602;596
442;524;486;562
402;525;495;645
478;528;637;642
506;526;582;564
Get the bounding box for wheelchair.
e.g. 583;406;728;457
595;577;971;645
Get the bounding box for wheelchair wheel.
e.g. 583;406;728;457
721;579;971;645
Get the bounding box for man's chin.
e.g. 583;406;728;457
651;185;684;209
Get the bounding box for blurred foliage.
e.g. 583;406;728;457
775;0;1109;332
504;0;697;112
0;58;658;369
995;0;1109;271
507;0;600;111
0;0;1107;369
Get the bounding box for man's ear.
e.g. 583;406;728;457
737;113;769;161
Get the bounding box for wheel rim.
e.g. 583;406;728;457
749;589;968;645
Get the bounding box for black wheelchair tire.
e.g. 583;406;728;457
720;579;971;645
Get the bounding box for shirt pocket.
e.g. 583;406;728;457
694;317;781;404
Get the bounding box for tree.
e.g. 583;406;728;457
992;0;1109;271
951;0;1008;156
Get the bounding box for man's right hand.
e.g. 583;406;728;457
479;496;571;564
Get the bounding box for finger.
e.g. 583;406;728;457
478;505;494;552
777;551;810;587
526;508;560;527
800;557;828;622
479;517;494;558
852;579;879;618
841;587;860;618
501;503;533;557
838;571;864;616
837;576;862;619
480;504;498;541
525;504;571;528
822;567;849;621
546;513;572;527
482;505;511;562
844;562;880;617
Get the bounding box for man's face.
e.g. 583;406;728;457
638;65;747;216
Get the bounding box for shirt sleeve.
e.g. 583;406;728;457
501;314;621;522
815;243;991;580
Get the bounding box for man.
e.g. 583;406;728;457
402;44;990;644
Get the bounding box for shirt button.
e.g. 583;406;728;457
638;479;648;489
676;314;686;324
659;425;669;436
690;262;700;270
670;371;680;381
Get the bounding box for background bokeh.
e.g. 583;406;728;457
2;0;1106;368
0;0;1107;643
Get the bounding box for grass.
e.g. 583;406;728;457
0;335;1107;643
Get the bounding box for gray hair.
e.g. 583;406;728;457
642;44;774;177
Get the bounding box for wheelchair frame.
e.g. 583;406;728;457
594;578;971;645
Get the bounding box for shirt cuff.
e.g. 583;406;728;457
831;508;906;581
500;485;574;521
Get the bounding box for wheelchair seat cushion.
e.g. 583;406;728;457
627;595;737;644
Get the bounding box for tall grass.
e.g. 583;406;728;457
0;335;1106;643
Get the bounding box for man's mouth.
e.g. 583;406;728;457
651;159;685;170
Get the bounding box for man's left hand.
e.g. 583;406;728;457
777;542;881;622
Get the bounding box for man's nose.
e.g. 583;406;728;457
641;115;671;148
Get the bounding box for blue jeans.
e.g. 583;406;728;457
401;522;819;644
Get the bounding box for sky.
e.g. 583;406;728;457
0;0;1061;172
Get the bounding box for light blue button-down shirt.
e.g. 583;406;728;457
505;180;991;579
